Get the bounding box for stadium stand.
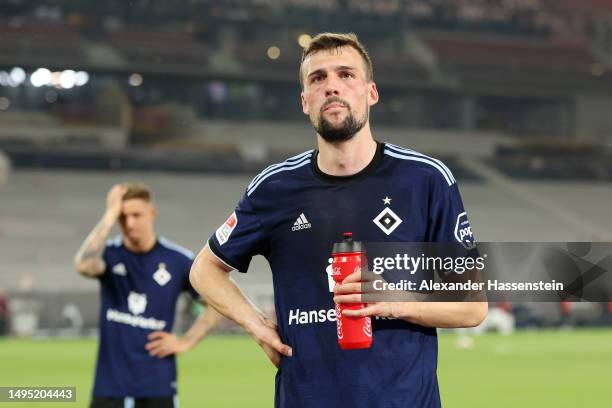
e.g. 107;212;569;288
420;31;612;95
0;19;86;67
2;0;612;336
490;144;612;181
108;29;210;75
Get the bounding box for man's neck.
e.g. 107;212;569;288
316;126;377;176
123;234;157;253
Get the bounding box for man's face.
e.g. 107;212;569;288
300;45;378;143
119;199;156;245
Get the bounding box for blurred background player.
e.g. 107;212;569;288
74;182;222;408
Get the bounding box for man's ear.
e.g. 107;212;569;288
368;82;379;107
151;206;157;220
301;92;310;115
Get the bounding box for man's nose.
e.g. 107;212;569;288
324;77;340;97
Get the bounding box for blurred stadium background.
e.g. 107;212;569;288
0;0;611;406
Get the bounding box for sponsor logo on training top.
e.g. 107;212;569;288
454;212;476;249
216;212;238;245
291;213;311;232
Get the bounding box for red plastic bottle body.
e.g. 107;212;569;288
332;249;372;350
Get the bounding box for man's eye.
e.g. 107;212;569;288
341;72;353;79
312;76;322;83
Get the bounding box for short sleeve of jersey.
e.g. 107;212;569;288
426;174;476;248
208;192;268;273
426;173;479;281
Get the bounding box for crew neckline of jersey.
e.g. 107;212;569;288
311;140;384;183
122;238;160;255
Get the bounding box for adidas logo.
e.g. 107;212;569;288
112;263;127;276
291;213;312;231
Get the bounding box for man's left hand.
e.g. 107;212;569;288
333;269;406;319
145;331;192;358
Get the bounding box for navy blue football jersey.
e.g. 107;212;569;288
209;142;474;408
93;236;197;398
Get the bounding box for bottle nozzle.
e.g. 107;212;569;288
343;232;353;242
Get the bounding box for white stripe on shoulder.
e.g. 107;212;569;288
385;143;455;184
385;143;456;183
158;237;195;259
124;397;135;408
247;158;311;196
386;143;455;183
384;149;454;186
247;150;314;190
106;235;122;247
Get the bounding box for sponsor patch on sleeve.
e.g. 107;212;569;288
216;211;237;246
454;211;476;249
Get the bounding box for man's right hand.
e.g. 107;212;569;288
246;315;292;368
105;184;127;220
190;246;292;367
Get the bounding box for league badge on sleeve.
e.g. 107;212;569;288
216;211;237;246
454;212;476;249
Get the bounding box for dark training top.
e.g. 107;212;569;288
209;142;474;408
93;236;197;398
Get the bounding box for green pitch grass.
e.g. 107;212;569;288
0;330;610;407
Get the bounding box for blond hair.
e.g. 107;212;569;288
300;32;374;89
122;182;153;202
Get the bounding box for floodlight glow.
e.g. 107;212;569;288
60;70;76;89
30;68;52;87
128;73;143;86
10;67;26;85
75;71;89;86
267;46;281;60
298;34;312;48
51;71;62;88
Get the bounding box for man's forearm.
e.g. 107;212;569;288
397;301;488;328
190;246;292;366
399;268;488;328
180;304;224;349
74;212;116;276
189;246;266;333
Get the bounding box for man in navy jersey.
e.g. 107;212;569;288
190;33;487;407
74;182;222;408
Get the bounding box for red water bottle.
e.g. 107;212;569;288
332;232;372;349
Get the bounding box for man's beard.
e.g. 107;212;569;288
314;99;367;143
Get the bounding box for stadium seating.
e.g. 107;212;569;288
0;19;86;66
490;144;612;181
108;29;210;72
423;32;597;74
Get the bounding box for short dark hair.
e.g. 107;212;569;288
300;32;374;89
122;182;153;203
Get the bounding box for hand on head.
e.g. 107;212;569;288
106;184;127;220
